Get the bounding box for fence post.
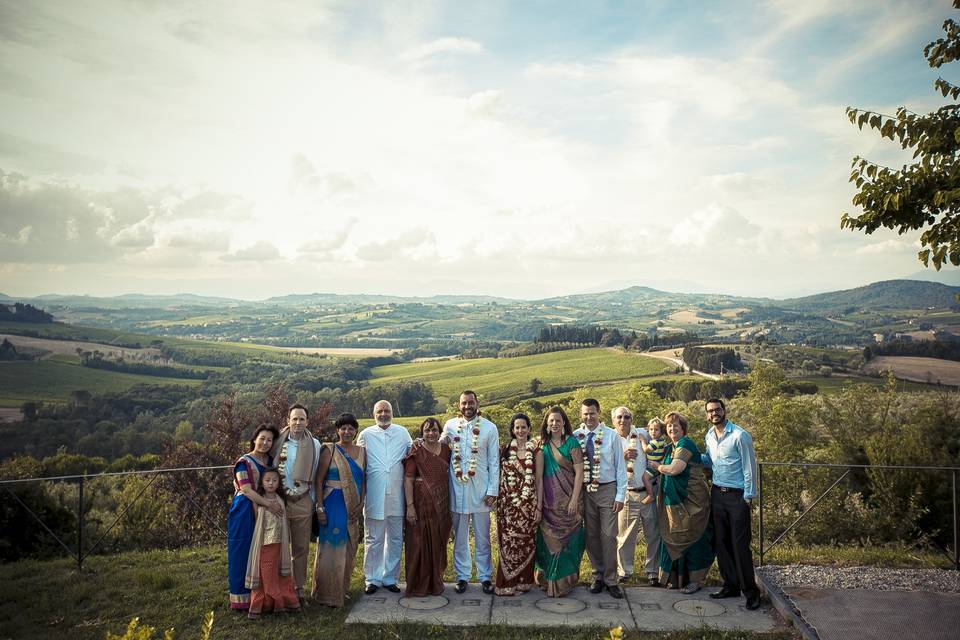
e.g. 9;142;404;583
759;462;764;566
77;476;84;572
953;469;958;571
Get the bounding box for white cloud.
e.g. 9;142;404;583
403;37;485;62
222;241;281;262
856;238;916;255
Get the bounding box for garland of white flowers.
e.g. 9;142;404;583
577;423;605;493
626;431;639;482
453;416;481;483
505;439;536;505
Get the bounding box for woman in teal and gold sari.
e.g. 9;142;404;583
312;413;366;607
534;406;585;597
649;411;714;594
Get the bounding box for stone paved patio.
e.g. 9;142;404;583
345;583;777;630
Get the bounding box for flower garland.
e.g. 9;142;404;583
577;423;605;493
504;439;536;506
453;416;481;483
626;431;638;482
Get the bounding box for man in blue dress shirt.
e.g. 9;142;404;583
702;398;761;610
572;398;627;599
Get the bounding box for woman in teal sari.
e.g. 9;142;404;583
534;406;585;597
312;413;366;607
648;411;715;594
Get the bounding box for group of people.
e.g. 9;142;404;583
225;391;761;619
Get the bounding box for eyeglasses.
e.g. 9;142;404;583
706;408;724;414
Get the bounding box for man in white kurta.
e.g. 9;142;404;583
443;390;500;594
356;400;412;594
573;398;627;599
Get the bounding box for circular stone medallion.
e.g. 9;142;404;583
673;599;726;617
399;595;448;610
535;598;587;614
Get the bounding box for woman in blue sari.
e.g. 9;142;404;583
312;413;366;607
228;424;281;610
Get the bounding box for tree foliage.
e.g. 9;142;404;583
843;2;960;269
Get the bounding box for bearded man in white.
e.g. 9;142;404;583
443;390;500;595
357;400;412;594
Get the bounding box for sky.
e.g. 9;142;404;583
1;0;959;301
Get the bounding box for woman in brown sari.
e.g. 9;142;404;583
403;417;452;597
495;413;542;595
534;406;585;597
312;413;366;607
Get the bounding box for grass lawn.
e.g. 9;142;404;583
1;509;945;640
0;360;201;407
0;540;799;640
371;348;671;404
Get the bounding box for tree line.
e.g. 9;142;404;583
0;302;53;323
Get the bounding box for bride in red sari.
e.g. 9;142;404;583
495;413;542;595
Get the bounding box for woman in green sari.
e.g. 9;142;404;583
648;411;715;594
534;406;585;597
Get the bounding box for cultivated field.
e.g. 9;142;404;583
370;347;671;403
274;346;401;357
0;360;202;407
0;334;161;360
863;356;960;386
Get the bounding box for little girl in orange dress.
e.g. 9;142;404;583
245;468;300;619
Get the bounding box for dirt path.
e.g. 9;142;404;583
635;348;721;380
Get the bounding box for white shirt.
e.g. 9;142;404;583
281;433;321;500
616;426;649;490
572;423;628;502
357;423;412;519
443;415;500;514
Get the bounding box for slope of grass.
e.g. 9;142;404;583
0;541;795;640
0;360;201;407
371;348;671;403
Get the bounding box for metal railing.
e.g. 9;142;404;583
4;461;960;571
757;461;960;569
0;465;232;570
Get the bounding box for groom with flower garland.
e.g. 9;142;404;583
443;390;500;595
573;398;627;599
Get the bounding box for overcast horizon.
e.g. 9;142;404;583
4;1;960;301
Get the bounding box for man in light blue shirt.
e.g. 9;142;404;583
572;398;627;599
701;398;760;610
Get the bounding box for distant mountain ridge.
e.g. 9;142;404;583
779;280;960;312
2;279;957;312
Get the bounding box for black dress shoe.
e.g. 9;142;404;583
745;593;762;610
589;579;605;594
607;585;624;599
481;580;494;595
710;586;741;599
364;584;379;595
454;580;467;594
384;584;401;593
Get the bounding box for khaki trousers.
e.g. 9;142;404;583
583;481;619;587
286;494;313;594
616;486;661;578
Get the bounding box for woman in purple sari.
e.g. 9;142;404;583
534;406;585;597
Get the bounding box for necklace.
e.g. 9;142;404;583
626;430;638;482
577;423;605;493
452;416;481;483
505;438;536;506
